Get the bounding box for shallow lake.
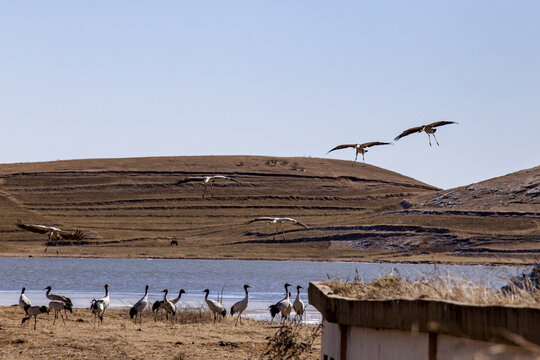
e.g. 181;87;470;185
0;257;528;323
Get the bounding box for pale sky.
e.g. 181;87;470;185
1;1;539;189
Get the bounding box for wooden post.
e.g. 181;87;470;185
339;324;348;360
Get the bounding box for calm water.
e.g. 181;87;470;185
0;258;528;322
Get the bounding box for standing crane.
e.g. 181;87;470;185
327;142;391;164
22;305;49;330
161;289;177;325
152;289;185;321
203;289;226;323
19;287;31;315
44;286;73;320
177;175;240;199
90;284;110;326
293;285;306;322
230;284;250;325
248;217;309;240
394;121;458;146
129;285;149;324
48;300;72;325
268;283;292;322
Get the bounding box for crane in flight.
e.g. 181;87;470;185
177;175;239;199
394;121;458;146
327;142;391;164
15;219;84;253
248;217;309;240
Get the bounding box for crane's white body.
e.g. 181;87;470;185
249;217;309;240
130;285;149;324
161;289;176;324
177;175;239;199
230;285;250;325
203;289;226;323
91;284;109;326
293;286;306;322
19;287;31;314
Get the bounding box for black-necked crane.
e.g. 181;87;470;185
293;285;305;322
268;283;292;322
22;305;49;330
161;289;176;325
248;217;309;240
129;285;149;324
327;142;391;163
19;287;31;315
152;289;185;321
49;300;72;325
16;219;84;253
230;284;250;325
44;286;73;320
394;121;458;146
203;289;226;323
90;284;109;326
44;286;73;307
177;175;240;199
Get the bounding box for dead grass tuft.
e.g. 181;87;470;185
325;269;540;307
259;323;321;360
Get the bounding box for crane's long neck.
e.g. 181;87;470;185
204;291;209;300
104;286;109;297
46;288;51;296
163;290;168;301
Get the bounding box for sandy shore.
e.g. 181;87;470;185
0;306;321;359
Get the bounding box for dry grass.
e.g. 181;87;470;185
0;305;321;360
325;268;540;307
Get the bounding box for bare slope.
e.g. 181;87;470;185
0;156;436;260
0;156;537;264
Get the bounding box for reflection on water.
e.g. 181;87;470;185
0;257;527;323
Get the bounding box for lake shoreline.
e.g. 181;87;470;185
0;252;535;267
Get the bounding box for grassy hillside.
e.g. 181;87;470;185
0;156;537;264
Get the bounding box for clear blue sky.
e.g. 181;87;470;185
1;1;539;189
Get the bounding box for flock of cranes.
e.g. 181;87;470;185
328;121;458;163
13;120;457;250
11;120;456;331
17;282;307;330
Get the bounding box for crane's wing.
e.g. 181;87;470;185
283;218;309;229
211;175;240;183
248;217;275;224
58;229;84;240
177;177;204;184
394;126;424;141
16;220;50;234
327;144;356;154
428;120;458;128
361;141;391;148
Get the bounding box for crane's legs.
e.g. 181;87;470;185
432;133;440;146
202;185;207;199
427;133;432;146
281;224;286;240
34;317;37;330
352;152;359;166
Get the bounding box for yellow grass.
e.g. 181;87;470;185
0;306;320;360
325;271;540;307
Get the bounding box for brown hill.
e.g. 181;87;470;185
0;156;537;264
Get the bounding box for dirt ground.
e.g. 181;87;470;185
0;306;321;360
